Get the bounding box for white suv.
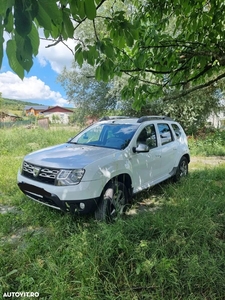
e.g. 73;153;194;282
17;116;190;221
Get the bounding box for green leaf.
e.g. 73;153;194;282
76;0;86;19
4;8;13;33
75;48;84;67
0;0;14;15
130;28;139;40
104;43;114;58
38;0;62;25
14;0;32;36
94;0;102;4
87;45;99;60
124;30;134;47
62;9;74;38
29;0;39;19
70;3;79;21
15;34;33;72
84;0;96;20
96;60;112;82
0;17;4;69
95;65;102;80
6;269;18;277
75;43;82;51
19;40;33;72
136;266;141;275
51;24;60;39
28;24;40;56
6;40;24;79
0;1;8;15
43;29;50;39
35;2;52;30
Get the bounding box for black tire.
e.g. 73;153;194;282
173;156;188;182
95;182;128;222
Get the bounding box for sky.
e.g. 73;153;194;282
0;37;76;107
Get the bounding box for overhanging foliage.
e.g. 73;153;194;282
1;0;225;106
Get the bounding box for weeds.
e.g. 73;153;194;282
0;127;225;299
188;129;225;156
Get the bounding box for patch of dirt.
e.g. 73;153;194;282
190;156;225;170
190;156;225;166
0;205;19;214
1;225;47;246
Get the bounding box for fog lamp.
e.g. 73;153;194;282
80;203;85;210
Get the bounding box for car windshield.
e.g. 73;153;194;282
69;123;139;150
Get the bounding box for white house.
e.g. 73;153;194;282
41;106;74;124
207;109;225;128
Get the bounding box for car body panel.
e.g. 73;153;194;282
24;143;119;169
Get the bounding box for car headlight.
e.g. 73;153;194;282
56;169;85;186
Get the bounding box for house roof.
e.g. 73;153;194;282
41;106;74;113
0;111;21;118
24;105;49;111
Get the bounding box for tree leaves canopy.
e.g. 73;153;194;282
57;62;119;124
1;0;225;107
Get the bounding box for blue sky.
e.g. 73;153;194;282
0;37;76;107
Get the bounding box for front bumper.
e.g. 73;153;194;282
18;182;100;214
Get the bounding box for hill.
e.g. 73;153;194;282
1;98;41;111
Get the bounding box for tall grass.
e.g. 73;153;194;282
0;126;225;299
188;129;225;156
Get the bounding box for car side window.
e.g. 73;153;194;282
171;123;182;139
137;124;157;148
157;123;173;145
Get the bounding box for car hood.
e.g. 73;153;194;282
24;143;119;169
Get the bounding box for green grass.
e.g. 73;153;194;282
188;129;225;156
0;126;225;299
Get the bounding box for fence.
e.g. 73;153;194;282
0;120;33;128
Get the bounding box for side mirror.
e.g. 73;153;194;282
133;143;149;153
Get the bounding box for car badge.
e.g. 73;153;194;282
33;167;40;177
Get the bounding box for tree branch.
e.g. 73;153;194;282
124;72;162;86
93;19;99;41
45;36;62;48
162;72;225;101
74;0;107;31
120;67;172;74
178;64;213;86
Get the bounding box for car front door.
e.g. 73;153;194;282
130;124;162;192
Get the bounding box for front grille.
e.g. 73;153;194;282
22;161;60;185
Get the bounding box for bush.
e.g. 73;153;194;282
188;129;225;156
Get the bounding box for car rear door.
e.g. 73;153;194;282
156;123;179;176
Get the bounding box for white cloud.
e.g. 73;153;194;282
0;71;70;106
37;38;75;73
1;32;76;107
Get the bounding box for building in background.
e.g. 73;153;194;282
25;106;49;116
207;110;225;128
41;106;74;124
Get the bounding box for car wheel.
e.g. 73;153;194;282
95;182;128;222
173;156;188;182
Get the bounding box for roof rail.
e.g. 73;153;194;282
99;116;132;121
137;116;174;123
